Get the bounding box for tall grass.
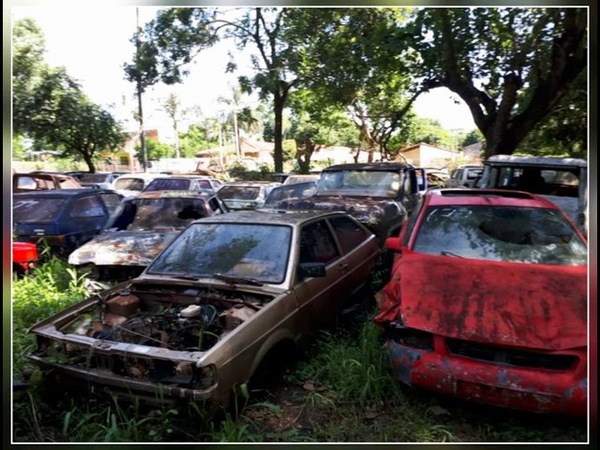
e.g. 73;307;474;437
12;256;92;374
286;318;405;407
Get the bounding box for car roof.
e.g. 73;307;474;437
323;162;412;172
13;188;120;198
424;188;561;209
114;173;159;180
136;190;212;200
221;181;280;187
191;209;356;226
485;155;587;168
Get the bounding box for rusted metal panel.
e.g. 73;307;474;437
385;339;587;416
379;251;587;350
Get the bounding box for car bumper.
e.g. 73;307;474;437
385;339;587;417
28;354;219;407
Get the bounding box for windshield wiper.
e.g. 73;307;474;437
148;272;200;280
441;250;465;258
212;273;264;286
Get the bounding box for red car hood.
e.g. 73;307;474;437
375;251;587;350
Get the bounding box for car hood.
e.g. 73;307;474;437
277;196;401;228
375;251;587;350
68;230;178;266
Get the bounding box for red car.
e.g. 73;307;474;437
374;189;588;417
13;241;39;276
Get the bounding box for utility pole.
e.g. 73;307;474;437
135;8;148;172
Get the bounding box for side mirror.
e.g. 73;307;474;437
298;262;326;278
385;237;403;253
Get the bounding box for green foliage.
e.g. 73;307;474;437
12;18;47;136
135;138;175;162
461;129;484;148
518;71;587;158
404;117;454;149
179;121;220;157
407;8;587;156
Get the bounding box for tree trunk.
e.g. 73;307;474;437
273;92;285;173
82;152;96;173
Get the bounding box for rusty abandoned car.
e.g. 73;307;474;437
374;189;588;417
13;171;82;192
273;162;426;246
13;189;124;256
28;210;380;407
216;181;281;210
68;190;228;281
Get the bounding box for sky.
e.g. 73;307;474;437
11;4;477;141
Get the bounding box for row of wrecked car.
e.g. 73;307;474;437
13;158;589;418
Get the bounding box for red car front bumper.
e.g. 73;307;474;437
385;338;587;417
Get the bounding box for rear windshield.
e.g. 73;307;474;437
13;198;66;223
114;178;145;191
144;179;191;191
218;186;261;200
80;174;109;183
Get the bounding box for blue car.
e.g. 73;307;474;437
13;189;123;257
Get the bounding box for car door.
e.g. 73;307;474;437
292;218;351;331
65;194;112;249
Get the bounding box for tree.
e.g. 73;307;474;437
518;70;587;158
135;138;173;163
282;8;422;162
137;8;305;172
12;18;47;136
179;120;220;157
407;8;587;157
404;117;453;149
26;67;126;172
163;92;182;158
288;88;358;172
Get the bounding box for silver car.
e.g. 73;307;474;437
29;210;380;408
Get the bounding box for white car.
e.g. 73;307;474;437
111;173;159;197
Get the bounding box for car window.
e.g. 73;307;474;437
196;180;213;191
299;220;340;265
99;193;122;214
127;198;209;231
144;179;191;191
15;176;37;190
218;186;261;200
59;177;81;188
413;205;587;266
114;178;145;191
70;196;105;218
318;170;401;198
13;198;66;222
403;196;425;246
329;216;370;254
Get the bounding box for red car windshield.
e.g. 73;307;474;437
412;205;587;266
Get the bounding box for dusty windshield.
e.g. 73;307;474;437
316;170;401;198
113;178;145;191
117;198;209;231
218;186;261;200
413;205;587;266
147;223;292;284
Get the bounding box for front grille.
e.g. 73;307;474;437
446;338;578;371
